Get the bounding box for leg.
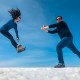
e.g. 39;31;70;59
67;42;80;58
56;37;72;64
1;30;18;48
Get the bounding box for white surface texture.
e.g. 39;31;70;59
0;68;80;80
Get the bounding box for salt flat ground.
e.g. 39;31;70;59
0;68;80;80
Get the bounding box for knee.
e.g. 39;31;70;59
56;44;62;51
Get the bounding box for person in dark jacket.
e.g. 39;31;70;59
0;8;25;53
41;16;80;68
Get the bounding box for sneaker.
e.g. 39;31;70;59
17;45;22;48
17;47;25;53
54;63;65;68
17;45;26;53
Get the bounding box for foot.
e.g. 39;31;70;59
54;63;65;68
17;45;26;53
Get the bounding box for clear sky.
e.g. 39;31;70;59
0;0;80;67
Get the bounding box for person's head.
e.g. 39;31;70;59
8;8;21;22
56;16;62;23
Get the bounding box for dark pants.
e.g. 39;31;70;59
0;30;18;48
56;37;80;64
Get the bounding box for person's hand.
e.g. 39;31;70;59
17;38;20;42
41;25;49;30
44;29;48;32
41;25;48;32
41;25;45;30
41;27;45;30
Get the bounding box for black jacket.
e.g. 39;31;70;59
48;21;73;39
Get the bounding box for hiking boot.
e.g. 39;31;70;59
54;63;65;68
17;45;26;53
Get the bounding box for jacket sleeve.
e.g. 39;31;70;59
14;24;19;38
49;23;58;28
48;29;57;34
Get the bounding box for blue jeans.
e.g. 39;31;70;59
56;37;80;64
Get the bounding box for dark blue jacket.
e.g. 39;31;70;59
0;19;19;38
48;21;73;39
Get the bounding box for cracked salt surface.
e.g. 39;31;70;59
0;68;80;80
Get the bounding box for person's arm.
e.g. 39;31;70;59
42;28;57;34
49;23;58;28
41;25;49;30
41;23;58;30
48;29;58;34
14;24;19;39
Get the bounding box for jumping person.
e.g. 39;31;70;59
41;16;80;68
0;8;25;53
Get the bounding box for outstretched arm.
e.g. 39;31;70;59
41;27;57;34
14;24;19;39
41;25;49;30
49;23;58;28
48;29;57;34
41;23;58;30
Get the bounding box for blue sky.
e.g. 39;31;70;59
0;0;80;67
